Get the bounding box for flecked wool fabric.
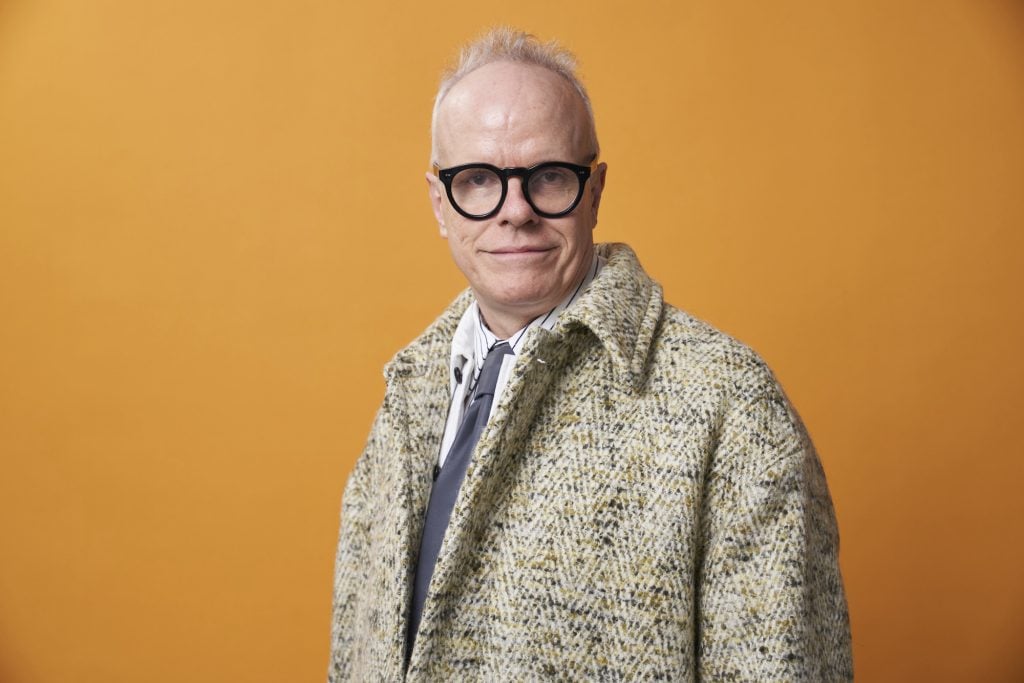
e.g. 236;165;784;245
329;243;853;681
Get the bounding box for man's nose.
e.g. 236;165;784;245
499;178;538;225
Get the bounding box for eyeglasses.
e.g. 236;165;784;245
433;160;597;220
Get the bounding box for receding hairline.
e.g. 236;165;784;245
430;27;600;164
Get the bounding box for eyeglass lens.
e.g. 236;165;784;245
450;165;582;217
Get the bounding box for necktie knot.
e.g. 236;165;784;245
473;342;513;400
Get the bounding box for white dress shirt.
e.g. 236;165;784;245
437;253;605;468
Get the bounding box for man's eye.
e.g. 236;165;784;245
455;170;498;191
533;168;572;189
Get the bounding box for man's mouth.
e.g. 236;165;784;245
486;246;555;255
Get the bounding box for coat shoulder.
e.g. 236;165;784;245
651;304;781;405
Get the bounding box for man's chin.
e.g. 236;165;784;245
474;285;562;324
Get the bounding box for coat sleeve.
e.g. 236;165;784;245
327;404;386;683
697;374;853;682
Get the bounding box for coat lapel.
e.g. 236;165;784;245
380;291;472;670
384;367;445;666
408;324;584;672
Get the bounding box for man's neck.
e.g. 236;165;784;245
475;306;537;341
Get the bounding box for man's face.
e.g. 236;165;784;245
427;61;607;338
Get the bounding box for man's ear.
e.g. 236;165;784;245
426;172;448;238
589;162;608;225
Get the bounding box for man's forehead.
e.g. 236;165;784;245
435;61;587;158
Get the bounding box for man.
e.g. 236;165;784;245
329;28;852;681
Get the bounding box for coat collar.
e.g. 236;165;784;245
557;243;663;390
384;242;663;390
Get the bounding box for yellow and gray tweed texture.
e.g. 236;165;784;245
329;243;853;682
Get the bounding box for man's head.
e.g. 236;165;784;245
427;28;607;338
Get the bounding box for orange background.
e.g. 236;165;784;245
2;1;1023;681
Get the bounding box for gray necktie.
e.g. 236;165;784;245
408;341;514;654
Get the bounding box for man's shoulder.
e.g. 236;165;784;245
652;303;780;399
581;242;782;401
657;303;750;355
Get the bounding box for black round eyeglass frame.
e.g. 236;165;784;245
433;160;596;220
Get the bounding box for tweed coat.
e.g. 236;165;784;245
329;243;852;682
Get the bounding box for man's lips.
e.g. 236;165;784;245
484;246;555;254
